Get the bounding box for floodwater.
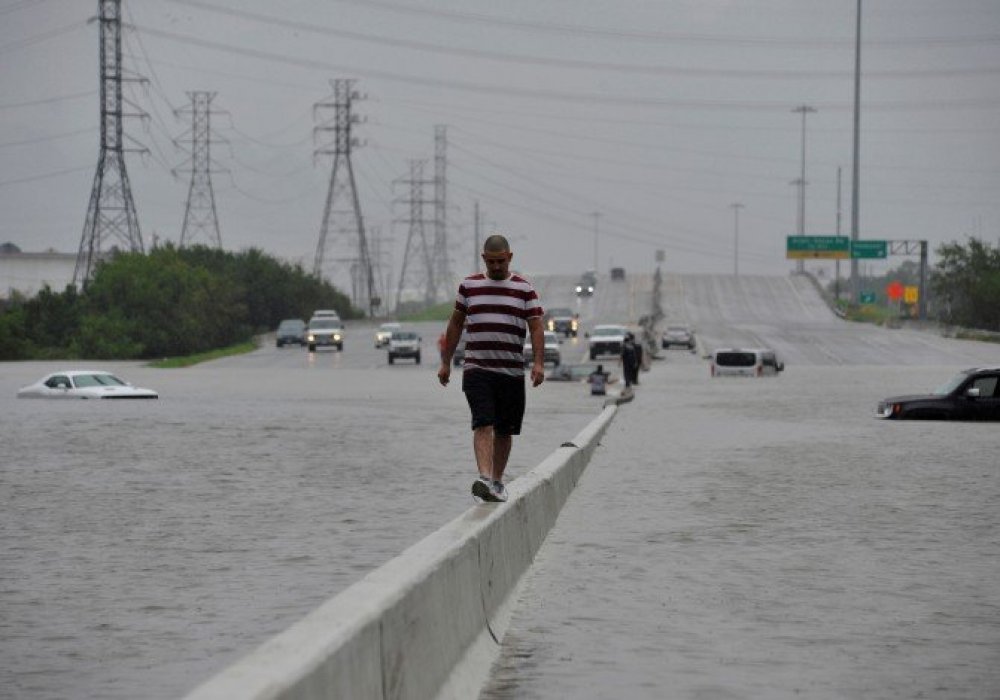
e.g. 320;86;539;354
3;274;998;699
0;337;600;699
481;355;1000;700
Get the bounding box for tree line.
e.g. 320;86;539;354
931;237;1000;332
0;244;358;360
823;236;999;332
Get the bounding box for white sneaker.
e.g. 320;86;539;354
472;476;494;503
490;480;508;502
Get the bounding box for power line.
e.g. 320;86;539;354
158;0;1000;81
324;0;1000;49
0;19;86;55
392;95;1000;136
0;126;95;149
133;26;1000;112
0;164;91;188
0;0;54;18
0;90;96;110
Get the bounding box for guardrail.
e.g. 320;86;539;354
183;405;619;700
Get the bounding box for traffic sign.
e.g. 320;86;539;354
904;286;919;304
860;291;876;304
786;235;850;259
851;240;887;259
886;281;904;301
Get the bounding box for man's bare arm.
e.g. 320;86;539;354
527;316;545;387
437;308;466;386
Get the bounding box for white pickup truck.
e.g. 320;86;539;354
588;324;627;360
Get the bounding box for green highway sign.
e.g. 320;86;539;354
860;291;877;304
786;235;850;260
851;240;888;259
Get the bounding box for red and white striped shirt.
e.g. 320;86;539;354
455;272;543;376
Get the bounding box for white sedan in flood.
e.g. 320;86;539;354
17;370;159;399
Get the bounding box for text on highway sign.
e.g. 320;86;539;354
786;236;850;260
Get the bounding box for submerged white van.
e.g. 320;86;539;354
710;348;784;377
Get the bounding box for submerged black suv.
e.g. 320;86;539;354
876;366;1000;421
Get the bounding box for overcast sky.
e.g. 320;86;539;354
1;0;998;299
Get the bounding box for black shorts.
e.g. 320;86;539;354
462;369;526;436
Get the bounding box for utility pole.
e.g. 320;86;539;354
432;125;451;303
835;165;843;302
850;0;863;303
591;211;601;272
394;160;435;310
313;78;376;316
175;91;224;248
730;202;744;277
792;104;817;275
74;0;146;288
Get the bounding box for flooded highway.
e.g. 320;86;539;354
482;354;1000;699
2;272;998;699
480;274;1000;700
0;316;602;699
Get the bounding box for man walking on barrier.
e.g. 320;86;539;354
437;234;545;503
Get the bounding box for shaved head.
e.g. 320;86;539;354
483;234;510;253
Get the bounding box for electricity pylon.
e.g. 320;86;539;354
432;125;451;302
175;91;225;248
313;78;377;315
394;160;436;310
74;0;147;287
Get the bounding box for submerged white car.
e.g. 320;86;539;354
17;371;159;399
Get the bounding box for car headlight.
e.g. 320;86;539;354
547;320;554;331
575;286;583;293
307;333;315;342
876;402;897;418
334;334;341;341
571;319;578;330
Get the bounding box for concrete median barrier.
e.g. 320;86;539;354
183;404;618;700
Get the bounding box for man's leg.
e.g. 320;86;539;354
473;425;493;479
492;433;512;482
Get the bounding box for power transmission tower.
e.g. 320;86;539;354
394;160;436;310
313;79;377;315
175;91;225;248
366;225;392;313
74;0;147;287
432;125;451;302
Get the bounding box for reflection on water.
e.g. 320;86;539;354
0;359;596;699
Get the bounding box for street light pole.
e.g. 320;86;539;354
792;104;817;274
591;211;601;272
850;0;863;302
730;202;744;277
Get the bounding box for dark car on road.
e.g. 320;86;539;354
275;318;307;347
575;270;597;297
546;307;579;337
876;366;1000;420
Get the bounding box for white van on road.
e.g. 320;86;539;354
710;348;784;377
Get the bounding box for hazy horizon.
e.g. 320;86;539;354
2;0;998;296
